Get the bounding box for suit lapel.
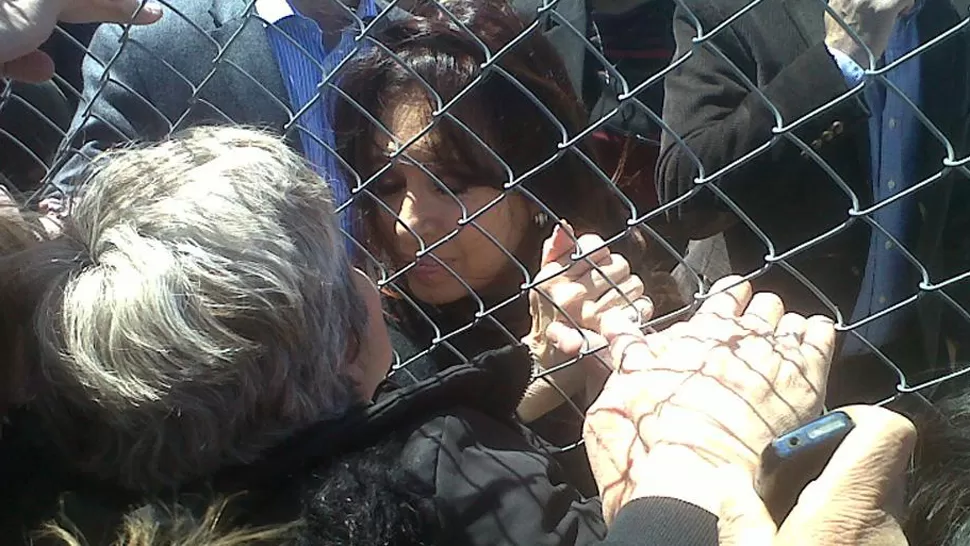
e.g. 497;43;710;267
204;0;294;138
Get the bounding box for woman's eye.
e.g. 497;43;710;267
432;182;468;197
373;175;405;196
430;174;474;197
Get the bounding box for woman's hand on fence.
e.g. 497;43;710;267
517;222;650;422
583;276;835;525
1;0;162;82
527;221;651;357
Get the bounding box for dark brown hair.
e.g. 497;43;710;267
333;0;643;282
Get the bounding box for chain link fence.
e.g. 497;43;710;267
2;0;970;446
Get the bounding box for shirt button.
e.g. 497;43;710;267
878;295;887;305
887;179;897;190
832;121;844;135
888;118;898;130
884;240;893;250
850;266;861;276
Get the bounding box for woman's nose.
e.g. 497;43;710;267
396;189;449;248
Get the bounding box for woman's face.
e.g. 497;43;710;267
371;98;533;306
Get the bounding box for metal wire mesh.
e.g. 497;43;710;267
3;0;970;446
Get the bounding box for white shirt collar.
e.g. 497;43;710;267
254;0;296;24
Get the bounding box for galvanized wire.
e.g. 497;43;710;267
2;0;969;447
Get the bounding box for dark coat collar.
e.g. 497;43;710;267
207;344;532;494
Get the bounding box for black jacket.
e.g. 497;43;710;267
385;293;600;496
656;0;970;369
0;346;717;546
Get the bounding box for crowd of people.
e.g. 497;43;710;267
1;0;970;543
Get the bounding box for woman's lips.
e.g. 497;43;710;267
408;257;449;282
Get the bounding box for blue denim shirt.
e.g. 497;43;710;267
828;4;924;355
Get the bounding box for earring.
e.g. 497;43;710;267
533;211;549;228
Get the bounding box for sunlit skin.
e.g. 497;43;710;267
348;268;394;400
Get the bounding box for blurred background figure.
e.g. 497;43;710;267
657;0;970;405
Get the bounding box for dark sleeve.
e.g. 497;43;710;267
49;0;244;199
600;497;718;546
940;165;970;354
385;321;438;385
407;411;609;546
655;3;869;238
49;22;175;197
408;412;722;546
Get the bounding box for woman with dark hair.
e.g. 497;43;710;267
333;0;686;463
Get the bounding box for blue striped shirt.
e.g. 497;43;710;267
828;3;924;355
257;0;377;237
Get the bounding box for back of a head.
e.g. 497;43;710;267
0;190;47;417
906;393;970;546
29;126;367;491
0;185;45;253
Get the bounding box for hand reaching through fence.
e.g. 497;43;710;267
518;221;650;423
583;275;835;525
824;0;917;66
0;0;161;82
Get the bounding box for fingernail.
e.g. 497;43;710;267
709;275;744;293
139;2;163;17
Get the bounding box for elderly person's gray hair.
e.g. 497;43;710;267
30;126;368;490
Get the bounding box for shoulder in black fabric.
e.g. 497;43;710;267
208;344;532;495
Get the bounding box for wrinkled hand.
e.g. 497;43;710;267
584;276;835;524
824;0;914;66
720;405;915;546
1;0;162;81
517;221;650;423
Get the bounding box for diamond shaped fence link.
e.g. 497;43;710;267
2;0;969;449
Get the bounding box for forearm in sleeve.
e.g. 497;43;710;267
655;6;869;237
598;497;718;546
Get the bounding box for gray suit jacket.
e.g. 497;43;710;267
51;0;592;195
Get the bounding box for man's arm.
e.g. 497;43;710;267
655;2;868;239
49;20;178;196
